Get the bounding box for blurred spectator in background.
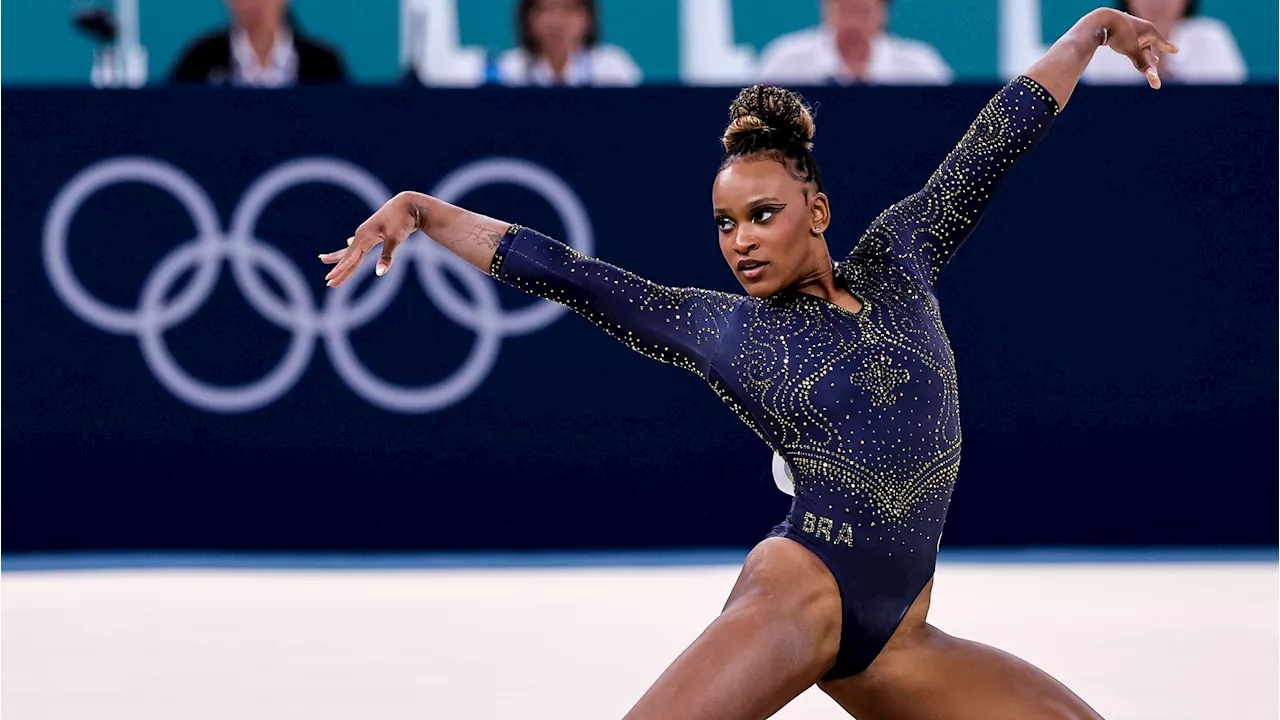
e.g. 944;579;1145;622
1084;0;1245;84
495;0;641;87
757;0;951;85
171;0;346;86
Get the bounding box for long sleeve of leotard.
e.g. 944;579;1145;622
850;75;1059;290
489;224;746;378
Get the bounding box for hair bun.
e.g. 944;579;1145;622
721;84;816;155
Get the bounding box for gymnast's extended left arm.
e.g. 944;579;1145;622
849;8;1176;289
1026;7;1179;111
320;192;744;378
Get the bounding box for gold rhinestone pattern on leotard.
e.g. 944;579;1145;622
493;76;1059;555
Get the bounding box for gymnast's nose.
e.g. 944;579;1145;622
732;228;759;255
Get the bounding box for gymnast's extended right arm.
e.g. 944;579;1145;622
320;191;744;378
321;191;509;281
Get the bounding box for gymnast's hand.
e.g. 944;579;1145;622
320;191;512;287
319;193;416;287
1098;8;1179;89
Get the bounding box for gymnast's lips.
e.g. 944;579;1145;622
737;259;769;279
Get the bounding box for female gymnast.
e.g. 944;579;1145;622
321;8;1175;719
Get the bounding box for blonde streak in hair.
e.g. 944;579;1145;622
722;116;767;152
800;108;816;145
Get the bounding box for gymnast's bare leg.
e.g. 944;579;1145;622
623;538;841;720
625;547;1104;720
819;579;1106;720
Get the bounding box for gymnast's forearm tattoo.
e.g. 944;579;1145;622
463;223;504;251
400;192;512;274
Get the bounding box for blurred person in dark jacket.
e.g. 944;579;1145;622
171;0;346;87
496;0;641;87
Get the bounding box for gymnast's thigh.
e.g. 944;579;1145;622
818;623;1105;720
623;537;843;720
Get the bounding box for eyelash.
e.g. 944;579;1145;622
716;206;783;232
754;207;780;223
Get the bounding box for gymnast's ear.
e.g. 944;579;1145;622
808;191;830;236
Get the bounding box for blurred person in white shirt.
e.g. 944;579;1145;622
496;0;641;87
757;0;952;86
1084;0;1245;84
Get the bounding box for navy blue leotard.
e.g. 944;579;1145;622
490;76;1059;678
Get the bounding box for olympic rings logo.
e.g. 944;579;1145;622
42;156;594;414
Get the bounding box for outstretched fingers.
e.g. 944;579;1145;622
321;215;412;286
318;238;355;266
323;235;376;287
1133;23;1179;89
1134;47;1161;88
1141;25;1180;56
376;237;402;277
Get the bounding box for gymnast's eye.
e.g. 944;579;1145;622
752;206;783;223
716;216;735;232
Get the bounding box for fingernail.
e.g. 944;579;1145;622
1146;68;1159;80
375;265;386;277
326;280;334;287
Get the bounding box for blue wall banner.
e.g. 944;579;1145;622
3;85;1276;552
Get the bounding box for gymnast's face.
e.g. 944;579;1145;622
712;156;831;297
